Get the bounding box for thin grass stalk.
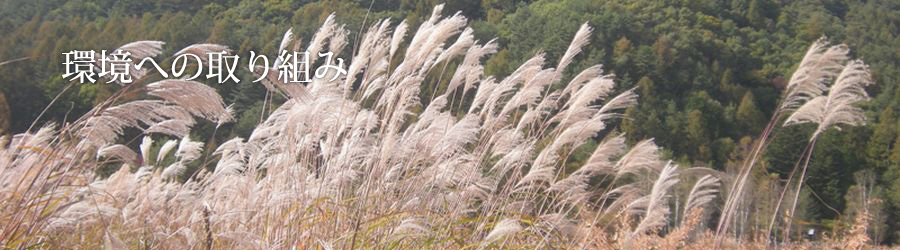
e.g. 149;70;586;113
782;136;819;241
765;139;813;246
716;111;780;242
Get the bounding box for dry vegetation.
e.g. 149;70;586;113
0;5;887;249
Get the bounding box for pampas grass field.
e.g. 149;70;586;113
0;5;889;249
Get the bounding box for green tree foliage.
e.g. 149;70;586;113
843;170;888;243
868;109;897;170
736;91;765;134
888;135;900;242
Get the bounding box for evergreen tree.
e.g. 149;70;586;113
867;108;897;170
736;91;765;134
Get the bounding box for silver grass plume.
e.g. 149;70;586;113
212;137;246;178
582;134;627;173
117;41;165;60
596;87;638;115
499;69;556;117
780;37;849;112
482;53;545;116
518;142;564;190
156;139;178;164
557;22;592;74
94;41;165;82
482;218;524;245
390;20;408;57
147;79;233;125
553;74;615;130
615;139;662;179
344;19;391;94
328;25;350;56
433;115;481;159
560;64;604;98
551;113;609;152
174;137;203;163
390;8;466;82
549;136;626;205
161;137;202;179
468;77;497;114
393;218;431;236
77;100;190;148
516;90;560;131
434;27;474;66
161;162;186;180
450;39;497;95
683;175;720;220
139;136;153;165
629;162;680;237
273;28;294;67
144;119;192;138
98;144;138;166
784;60;873;138
548;171;592;206
306;13;337;66
492;140;535;174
